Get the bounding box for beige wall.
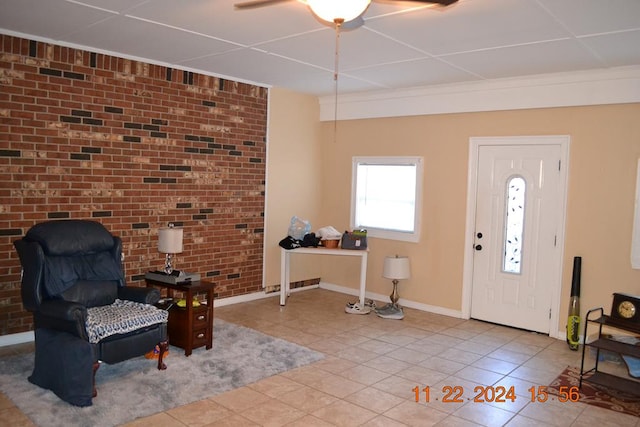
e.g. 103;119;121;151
264;88;324;287
314;103;640;335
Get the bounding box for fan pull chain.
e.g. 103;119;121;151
333;18;344;143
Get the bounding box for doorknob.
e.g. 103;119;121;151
475;244;482;251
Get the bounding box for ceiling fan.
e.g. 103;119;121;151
234;0;459;27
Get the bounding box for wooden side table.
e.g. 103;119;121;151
145;278;215;356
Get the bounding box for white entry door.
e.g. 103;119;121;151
470;139;566;334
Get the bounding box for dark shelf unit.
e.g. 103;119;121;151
579;307;640;396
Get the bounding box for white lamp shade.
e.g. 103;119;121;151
383;256;411;280
158;227;183;254
307;0;371;23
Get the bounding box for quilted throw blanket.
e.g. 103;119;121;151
86;299;168;344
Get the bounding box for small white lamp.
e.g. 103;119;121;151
158;224;183;274
378;255;411;319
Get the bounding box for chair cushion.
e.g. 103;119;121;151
26;220;116;256
85;299;168;344
59;280;118;307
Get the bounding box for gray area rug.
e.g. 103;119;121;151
0;318;324;427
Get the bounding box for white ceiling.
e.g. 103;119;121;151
1;0;639;97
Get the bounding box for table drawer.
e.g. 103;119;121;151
192;329;208;347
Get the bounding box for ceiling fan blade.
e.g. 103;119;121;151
234;0;292;10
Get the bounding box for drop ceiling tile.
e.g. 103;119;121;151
63;0;148;13
443;38;604;79
345;57;480;89
125;0;323;46
64;15;240;63
0;0;117;39
536;0;640;36
258;26;425;72
365;0;571;56
580;29;640;67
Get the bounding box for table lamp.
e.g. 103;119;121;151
158;224;183;274
376;255;411;319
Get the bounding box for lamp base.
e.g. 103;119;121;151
374;303;404;320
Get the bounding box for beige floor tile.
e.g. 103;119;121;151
404;339;449;356
504;414;552;426
573;403;640;427
311;355;358;374
437;348;484;365
165;399;234;427
247;375;306;398
396;365;449;385
386;347;431;364
424;334;465;348
361;415;410;426
0;407;35;427
202;413;259;426
0;393;15;410
454;340;501;356
339;364;391;386
440;328;479;341
335;345;379;364
211;386;272;412
124;412;189;427
436;415;485;426
420;356;466;375
363;355;413;374
452;400;516;426
487;348;532;365
453;365;505;386
239;400;305;427
507;365;563;385
311;400;378;426
383;400;448;427
309;371;366;398
517;400;584;426
307;338;352;355
357;338;401;355
371;375;418;400
345;386;406;413
275;384;338;413
375;333;419;347
493;376;543;398
283;414;336;427
471;357;519;375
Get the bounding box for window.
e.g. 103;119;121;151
351;156;423;242
503;176;526;274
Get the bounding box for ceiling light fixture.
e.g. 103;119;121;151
306;0;371;24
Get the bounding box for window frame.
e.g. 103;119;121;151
350;156;423;243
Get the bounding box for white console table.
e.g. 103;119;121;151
280;247;369;306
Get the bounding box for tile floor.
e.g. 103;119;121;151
1;288;639;426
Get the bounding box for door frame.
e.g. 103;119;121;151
461;135;570;338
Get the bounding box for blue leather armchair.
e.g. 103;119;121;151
14;220;168;406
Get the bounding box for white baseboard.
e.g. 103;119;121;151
318;281;464;319
0;331;34;347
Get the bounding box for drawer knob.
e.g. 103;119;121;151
197;333;204;339
197;315;205;321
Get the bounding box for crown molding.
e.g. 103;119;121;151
319;66;640;121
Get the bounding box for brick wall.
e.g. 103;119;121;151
0;35;268;336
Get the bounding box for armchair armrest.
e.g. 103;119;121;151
118;286;160;305
36;300;89;340
39;299;87;322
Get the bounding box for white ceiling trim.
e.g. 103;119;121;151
320;65;640;121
